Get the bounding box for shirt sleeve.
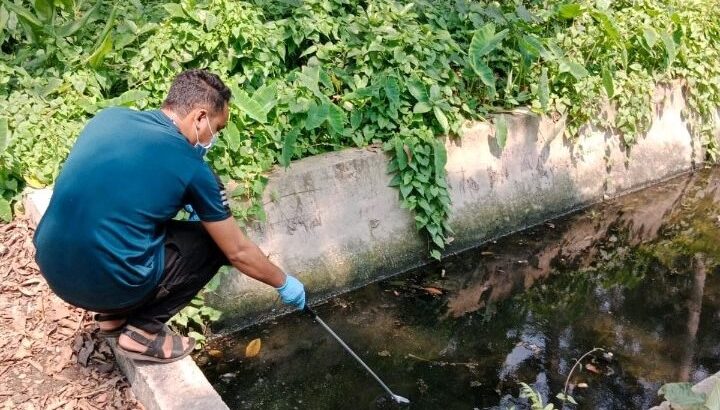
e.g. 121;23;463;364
185;164;232;222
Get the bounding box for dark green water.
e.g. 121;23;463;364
199;168;720;410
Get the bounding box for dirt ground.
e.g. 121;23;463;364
0;216;142;410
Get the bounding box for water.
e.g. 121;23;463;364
199;168;720;410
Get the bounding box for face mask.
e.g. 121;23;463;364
194;117;219;156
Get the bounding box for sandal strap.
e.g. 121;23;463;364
171;334;186;357
123;329;153;346
148;332;168;359
123;328;186;359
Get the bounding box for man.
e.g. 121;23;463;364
33;69;306;363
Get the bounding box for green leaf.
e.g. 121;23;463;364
121;90;149;104
280;128;300;168
188;331;205;343
88;34;113;68
400;183;413;198
0;198;10;222
234;90;267;123
252;84;278;115
658;383;706;407
430;249;441;260
0;117;8;154
473;61;495;89
469;23;508;69
661;32;677;68
87;5;117;68
1;0;42;30
305;102;327;130
56;1;101;37
225;121;241;152
558;3;583;19
32;0;54;22
407;78;429;102
413;102;433;114
495;115;508;150
643;27;658;49
590;11;620;41
515;4;534;22
163;3;189;19
538;68;549;111
173;314;188;328
433;106;449;133
384;76;400;106
326;103;345;134
394;139;407;171
350;110;362;129
431;233;445;249
519;34;543;62
299;64;323;98
388;174;401;187
559;58;589;80
433;139;447;183
602;66;615;98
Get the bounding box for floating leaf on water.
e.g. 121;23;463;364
422;287;443;296
245;338;262;358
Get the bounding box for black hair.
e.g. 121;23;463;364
162;69;232;117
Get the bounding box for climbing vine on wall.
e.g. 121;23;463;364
2;0;720;261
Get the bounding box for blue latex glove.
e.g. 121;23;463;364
276;274;305;309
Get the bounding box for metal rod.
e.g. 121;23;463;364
304;306;409;404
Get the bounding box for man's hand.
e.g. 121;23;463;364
276;274;305;309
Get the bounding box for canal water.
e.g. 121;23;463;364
198;168;720;409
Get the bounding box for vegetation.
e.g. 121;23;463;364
2;0;720;339
2;0;720;258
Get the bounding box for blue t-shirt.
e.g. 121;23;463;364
33;108;231;310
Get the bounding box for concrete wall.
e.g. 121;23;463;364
209;81;708;331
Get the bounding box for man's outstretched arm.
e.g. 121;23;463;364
202;216;285;287
201;217;306;309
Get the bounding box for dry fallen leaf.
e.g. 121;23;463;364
208;349;223;358
585;363;601;374
11;305;26;334
245;338;262;358
378;350;391;357
13;338;33;360
422;287;443;296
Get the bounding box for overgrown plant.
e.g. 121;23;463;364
2;0;720;249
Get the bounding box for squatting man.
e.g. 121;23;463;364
34;69;306;363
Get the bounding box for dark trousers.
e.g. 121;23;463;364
104;220;229;333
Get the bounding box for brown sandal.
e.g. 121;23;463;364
116;326;195;363
94;313;127;338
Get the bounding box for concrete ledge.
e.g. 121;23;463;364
23;194;229;410
109;340;228;410
208;81;710;331
21;83;716;336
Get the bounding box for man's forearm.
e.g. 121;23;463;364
229;243;286;288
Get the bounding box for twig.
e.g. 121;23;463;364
562;347;604;404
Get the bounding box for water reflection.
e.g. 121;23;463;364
200;168;720;410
